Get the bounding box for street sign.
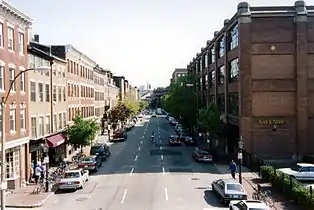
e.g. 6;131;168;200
238;152;243;160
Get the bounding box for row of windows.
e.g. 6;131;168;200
94;75;105;86
68;106;95;121
0;107;26;137
30;82;66;103
95;91;105;101
95;107;106;117
67;83;95;98
0;66;25;92
30;113;67;138
197;24;239;71
200;58;239;89
67;59;94;81
0;23;25;55
209;93;239;116
29;55;66;78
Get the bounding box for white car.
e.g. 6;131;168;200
58;169;89;190
279;163;314;181
229;200;269;210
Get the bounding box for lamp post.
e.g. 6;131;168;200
0;67;50;210
238;136;244;184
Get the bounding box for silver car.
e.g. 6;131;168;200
211;179;247;205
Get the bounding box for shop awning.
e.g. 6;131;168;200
46;134;66;148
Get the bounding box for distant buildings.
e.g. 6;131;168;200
171;68;187;84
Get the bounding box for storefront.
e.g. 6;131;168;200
29;133;67;167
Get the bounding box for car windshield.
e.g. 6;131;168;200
90;146;101;154
82;157;94;162
227;184;244;192
64;172;80;179
197;149;209;154
291;165;303;171
170;136;178;140
249;208;266;210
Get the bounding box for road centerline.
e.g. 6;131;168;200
134;155;138;161
164;188;168;201
162;166;165;175
130;168;134;176
161;155;164;160
121;189;128;204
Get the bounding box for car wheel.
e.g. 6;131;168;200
211;184;214;192
94;167;98;172
220;196;225;204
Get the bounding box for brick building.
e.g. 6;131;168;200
171;68;187;84
187;1;314;160
0;0;32;189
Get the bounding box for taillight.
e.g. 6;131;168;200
59;182;65;185
223;194;227;197
242;195;247;199
88;164;95;166
74;181;80;184
78;164;84;167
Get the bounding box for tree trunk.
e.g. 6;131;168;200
81;144;83;153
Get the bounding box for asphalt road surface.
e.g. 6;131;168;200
11;116;231;210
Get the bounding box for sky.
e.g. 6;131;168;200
7;0;298;88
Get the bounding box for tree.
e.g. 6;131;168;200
66;115;99;151
139;100;149;111
123;100;140;115
197;102;222;137
108;103;132;129
162;76;197;132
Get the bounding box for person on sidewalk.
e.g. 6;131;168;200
229;160;237;179
29;160;35;183
34;164;42;184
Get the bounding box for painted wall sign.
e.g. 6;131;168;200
256;119;288;125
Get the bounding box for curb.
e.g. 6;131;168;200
6;192;54;208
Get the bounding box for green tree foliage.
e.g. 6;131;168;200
162;75;197;129
108;103;132;129
197;102;222;136
123;100;140;115
66;114;99;150
139;100;149;111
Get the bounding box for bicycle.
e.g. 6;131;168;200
252;189;274;207
33;180;46;194
72;153;86;164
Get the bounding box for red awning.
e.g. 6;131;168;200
46;134;66;148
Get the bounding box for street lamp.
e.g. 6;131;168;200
238;136;244;184
0;66;50;210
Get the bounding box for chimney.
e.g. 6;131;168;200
33;34;39;42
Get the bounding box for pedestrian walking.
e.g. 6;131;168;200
229;160;237;179
34;164;42;184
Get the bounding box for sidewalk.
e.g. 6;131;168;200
5;185;53;208
214;164;299;210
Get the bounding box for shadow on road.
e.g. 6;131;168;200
203;190;223;207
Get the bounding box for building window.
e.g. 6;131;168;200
9;109;16;132
58;86;62;101
53;114;57;132
31;117;36;137
218;66;225;85
204;53;208;68
30;82;36;102
20;108;25;130
210;47;215;64
45;84;50;102
210;71;215;87
9;68;15;91
218;37;224;58
209;95;215;103
6;150;20;179
20;72;25;92
217;94;225;113
8;27;14;51
205;75;208;90
229;58;239;82
53;85;57;102
63;87;66;101
228;93;239;116
58;113;62;130
29;54;35;68
39;116;44;136
45;115;50;134
38;83;43;102
200;59;203;71
18;32;24;55
0;66;3;90
230;24;239;50
63;113;66;128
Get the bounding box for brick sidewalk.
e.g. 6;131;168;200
214;164;300;210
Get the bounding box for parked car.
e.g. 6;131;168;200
278;163;314;181
192;148;212;162
168;135;181;146
212;179;247;205
78;155;102;172
111;129;128;141
90;143;111;161
229;200;269;210
58;169;89;190
184;136;196;146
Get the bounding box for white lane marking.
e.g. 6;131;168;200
130;168;134;176
121;189;128;204
142;136;145;138
159;146;162;150
138;146;141;151
134;155;138;161
161;155;164;160
141;140;143;144
164;188;168;201
162;166;165;175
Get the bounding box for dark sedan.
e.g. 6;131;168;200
192;148;213;162
168;135;181;146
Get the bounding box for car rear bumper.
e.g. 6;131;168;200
59;184;81;190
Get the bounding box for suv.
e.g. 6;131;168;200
90;143;111;161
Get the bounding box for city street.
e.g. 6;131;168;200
10;116;229;210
